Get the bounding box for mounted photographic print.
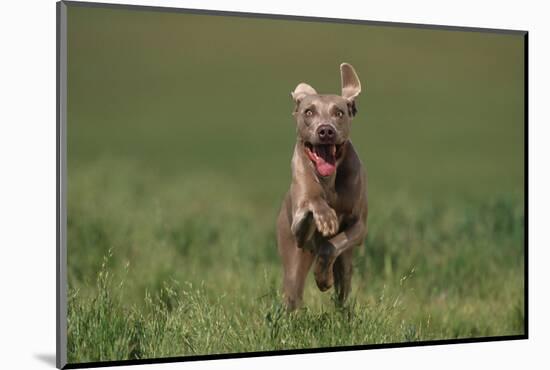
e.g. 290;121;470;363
56;1;527;368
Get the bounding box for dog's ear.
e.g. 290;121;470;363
291;83;317;104
340;63;361;116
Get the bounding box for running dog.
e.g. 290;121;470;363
276;63;368;311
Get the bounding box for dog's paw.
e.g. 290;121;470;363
312;204;339;237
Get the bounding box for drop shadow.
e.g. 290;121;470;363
34;353;57;367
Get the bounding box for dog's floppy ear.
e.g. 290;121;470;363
291;83;317;104
340;63;361;116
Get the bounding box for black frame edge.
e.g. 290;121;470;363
523;32;529;338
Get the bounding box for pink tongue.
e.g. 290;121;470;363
314;158;336;176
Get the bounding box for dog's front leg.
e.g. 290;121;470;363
313;218;367;291
329;218;367;253
290;206;314;247
291;198;338;247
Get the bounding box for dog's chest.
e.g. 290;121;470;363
324;187;338;207
324;185;354;217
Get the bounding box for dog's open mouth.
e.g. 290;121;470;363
304;143;344;177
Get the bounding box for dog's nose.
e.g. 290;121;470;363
317;125;335;142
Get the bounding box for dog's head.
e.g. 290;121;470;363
291;63;362;177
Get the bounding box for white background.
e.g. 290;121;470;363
0;0;547;368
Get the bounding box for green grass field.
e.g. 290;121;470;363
65;5;525;364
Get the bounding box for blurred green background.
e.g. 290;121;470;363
67;6;524;201
66;4;525;363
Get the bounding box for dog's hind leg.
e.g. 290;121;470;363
277;203;315;311
313;238;336;292
282;247;315;311
314;216;366;292
333;249;354;307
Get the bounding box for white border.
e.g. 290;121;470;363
1;0;547;369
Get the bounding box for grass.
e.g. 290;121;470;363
66;161;524;363
65;4;525;365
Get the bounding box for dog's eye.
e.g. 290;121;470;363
335;110;344;118
304;109;313;117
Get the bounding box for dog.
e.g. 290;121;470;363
276;63;368;311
